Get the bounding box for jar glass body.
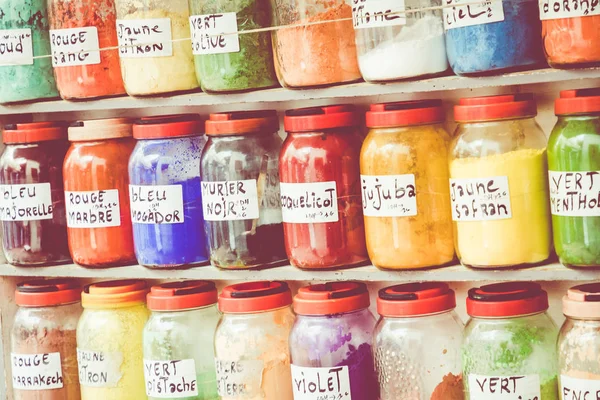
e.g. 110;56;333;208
200;132;286;269
289;309;379;400
542;17;600;68
143;305;220;399
558;317;600;387
63;138;136;267
12;303;82;400
374;311;463;399
0;141;71;266
279;129;367;269
113;0;199;96
129;136;209;268
361;123;455;269
449;117;551;268
269;0;361;88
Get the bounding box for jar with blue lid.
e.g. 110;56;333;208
129;115;209;269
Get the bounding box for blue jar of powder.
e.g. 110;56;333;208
128;115;209;269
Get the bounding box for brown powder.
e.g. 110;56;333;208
430;373;464;400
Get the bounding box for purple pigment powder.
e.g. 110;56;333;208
337;342;379;400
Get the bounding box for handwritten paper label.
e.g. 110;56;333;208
201;180;260;221
450;177;512;221
352;0;407;29
561;375;600;400
190;13;240;55
0;29;33;66
468;374;540;399
0;183;53;221
280;181;339;223
443;0;505;30
77;349;123;388
361;174;417;217
215;359;263;397
291;365;351;400
549;171;600;217
540;0;600;20
144;359;198;398
130;185;184;224
65;189;121;228
12;353;63;390
117;18;173;58
50;27;100;67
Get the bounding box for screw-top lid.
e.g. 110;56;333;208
219;281;292;314
454;94;537;122
563;283;600;319
377;282;456;317
82;280;148;309
147;281;217;311
555;88;600;115
68;118;133;142
284;105;356;132
16;279;81;307
467;282;549;318
366;100;445;128
3;122;67;144
133;114;204;140
206;110;279;136
293;282;370;315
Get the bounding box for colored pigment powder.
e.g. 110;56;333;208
430;373;463;400
543;16;600;67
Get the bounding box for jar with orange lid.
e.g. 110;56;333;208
11;279;82;400
0;122;71;266
76;279;149;400
361;100;455;270
63;118;136;268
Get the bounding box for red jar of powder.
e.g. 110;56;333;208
542;15;600;67
279;105;368;269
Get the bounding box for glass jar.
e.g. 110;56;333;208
444;0;545;75
362;101;455;270
0;0;59;103
47;0;126;100
449;94;551;268
11;279;82;400
269;0;361;88
201;111;286;269
280;105;367;269
542;14;600;68
215;281;294;399
188;0;278;93
143;281;220;399
463;282;559;400
129;115;208;269
0;122;71;266
374;283;463;400
63;118;136;268
290;282;379;400
113;0;199;96
77;280;149;400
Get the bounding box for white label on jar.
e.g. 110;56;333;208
215;359;264;397
190;12;240;55
65;189;121;228
539;0;600;20
561;375;600;399
201;179;260;221
0;183;53;221
144;359;198;398
116;18;173;58
0;29;34;66
450;177;512;221
129;184;185;225
50;27;101;67
11;353;63;390
443;0;505;30
468;374;540;399
77;349;123;388
549;171;600;217
361;174;417;217
291;365;351;400
352;0;407;29
280;181;339;223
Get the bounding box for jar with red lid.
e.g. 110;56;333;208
0;122;71;266
463;282;559;400
201;111;286;269
215;281;294;399
290;282;379;400
450;94;551;268
63;118;136;268
279;105;367;269
362;100;455;270
11;279;82;400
